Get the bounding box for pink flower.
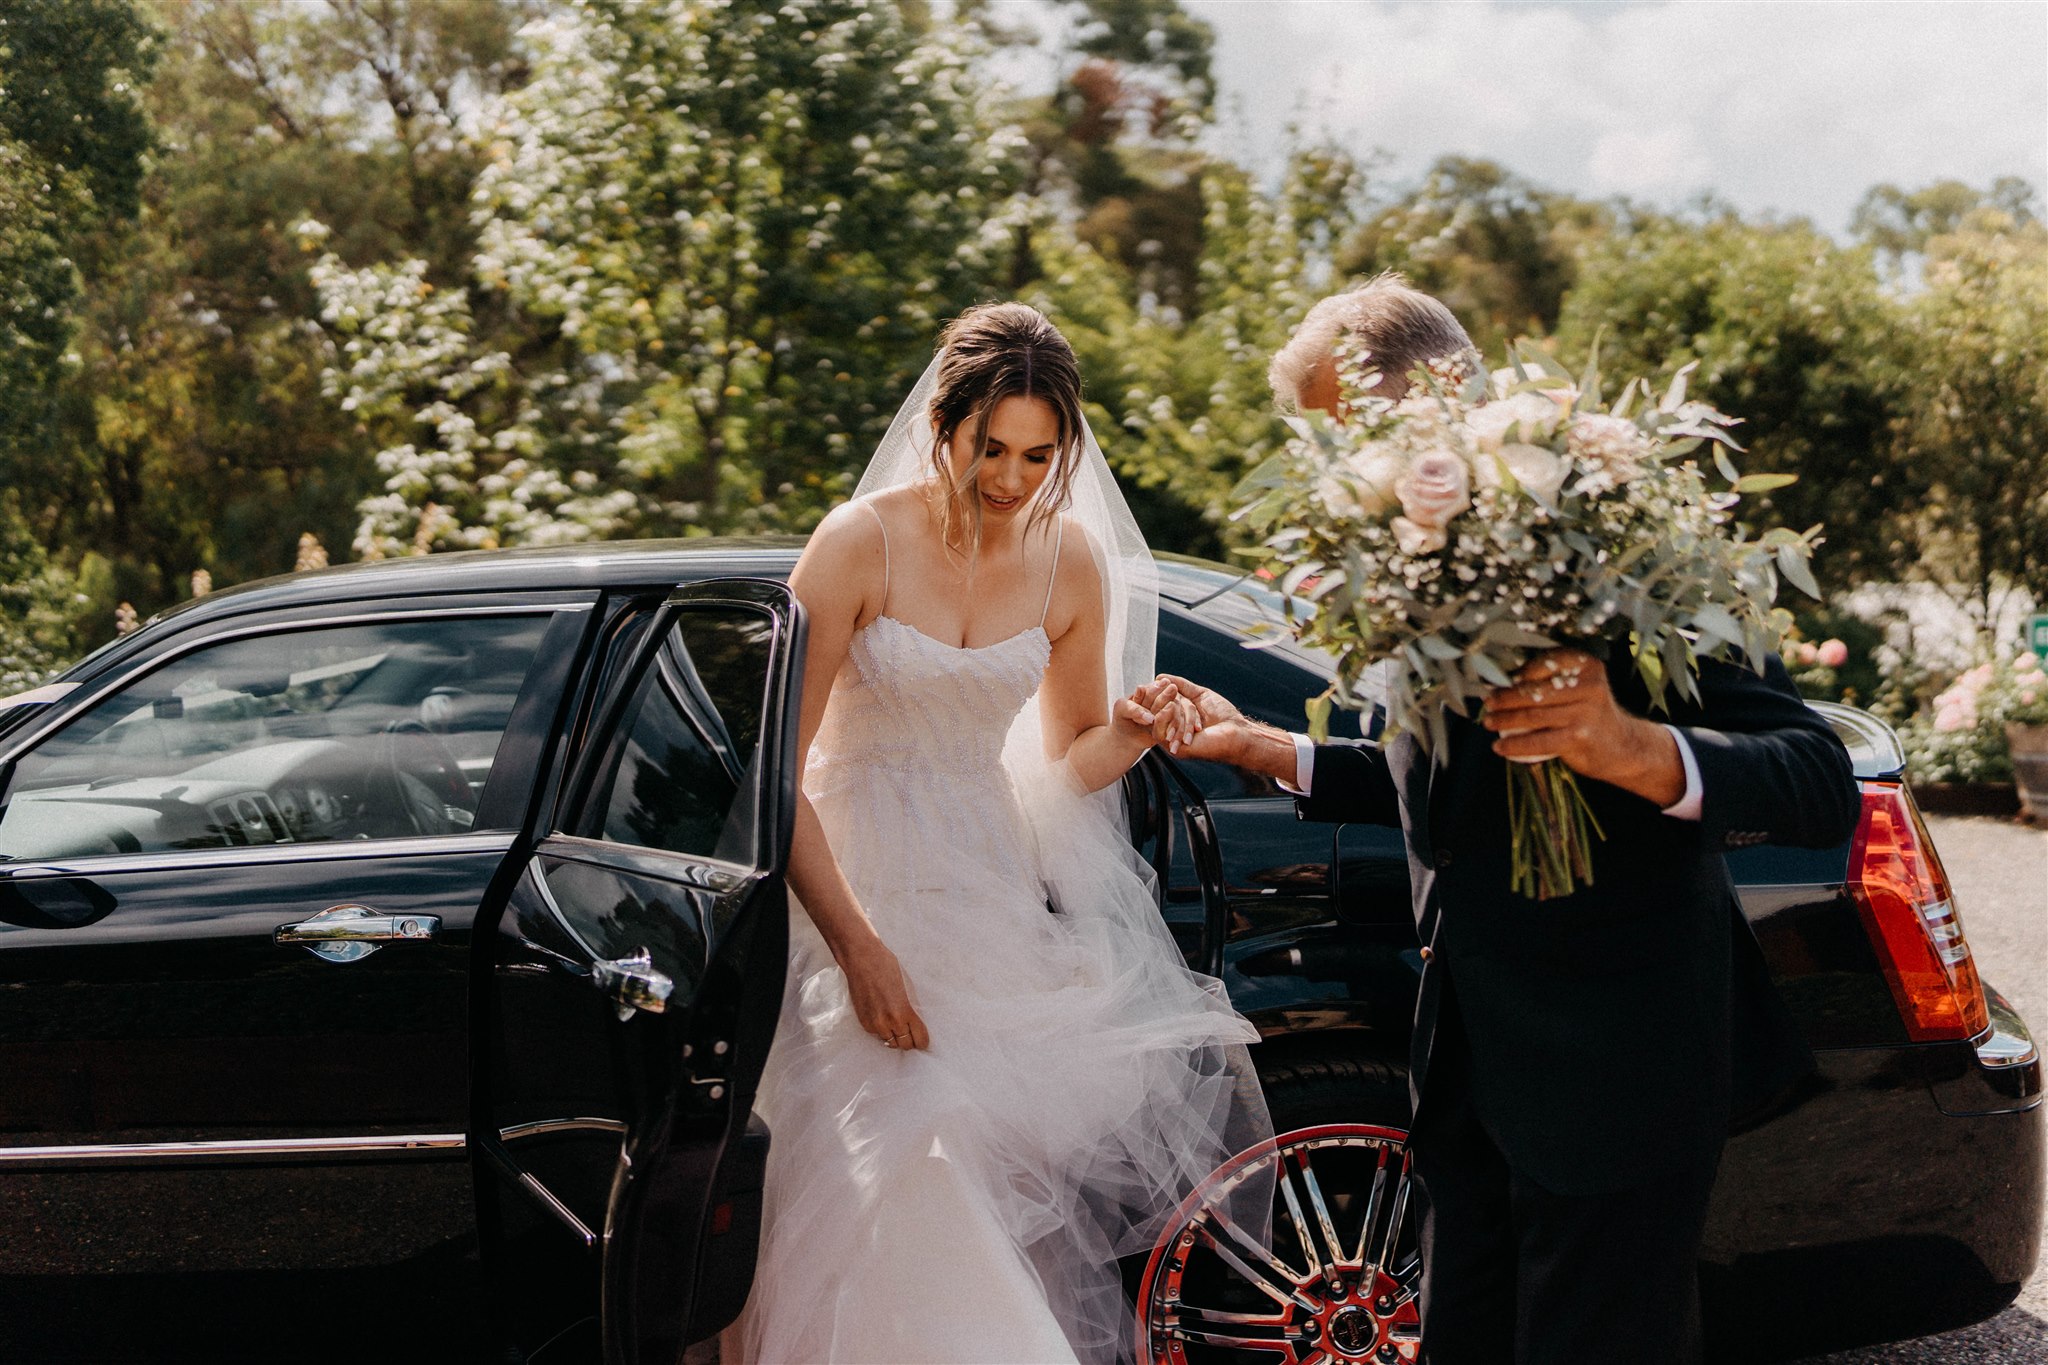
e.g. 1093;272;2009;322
1817;639;1848;668
2021;690;2040;706
1566;414;1649;484
1934;707;1970;733
1394;450;1471;536
1796;642;1819;666
2017;652;2044;674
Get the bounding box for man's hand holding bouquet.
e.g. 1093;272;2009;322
1235;340;1822;900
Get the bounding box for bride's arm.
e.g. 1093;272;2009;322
1039;531;1182;793
786;506;931;1050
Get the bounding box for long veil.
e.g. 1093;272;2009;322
852;351;1274;1358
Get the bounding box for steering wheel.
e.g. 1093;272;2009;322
374;719;477;836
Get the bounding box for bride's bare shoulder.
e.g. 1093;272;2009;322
1049;513;1103;580
793;496;889;602
1044;514;1104;634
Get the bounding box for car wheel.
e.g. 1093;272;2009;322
1135;1053;1421;1364
1259;1051;1410;1134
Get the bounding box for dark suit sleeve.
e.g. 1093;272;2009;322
1675;652;1860;852
1293;738;1402;827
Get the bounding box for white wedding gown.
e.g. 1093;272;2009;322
729;595;1266;1363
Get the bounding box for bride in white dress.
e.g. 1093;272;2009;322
728;304;1272;1363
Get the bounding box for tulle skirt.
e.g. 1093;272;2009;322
728;759;1269;1363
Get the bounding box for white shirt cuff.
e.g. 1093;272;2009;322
1280;732;1315;796
1661;725;1704;821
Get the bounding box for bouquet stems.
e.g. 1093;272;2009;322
1505;759;1606;901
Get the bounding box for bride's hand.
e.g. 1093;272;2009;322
1116;680;1201;754
838;935;931;1051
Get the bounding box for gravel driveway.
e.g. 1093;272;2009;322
1793;814;2048;1365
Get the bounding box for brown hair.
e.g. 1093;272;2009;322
1269;271;1479;409
927;302;1086;554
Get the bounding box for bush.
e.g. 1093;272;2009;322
1898;651;2048;784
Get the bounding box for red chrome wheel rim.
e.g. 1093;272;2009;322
1138;1124;1421;1365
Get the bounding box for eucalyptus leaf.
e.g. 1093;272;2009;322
1776;543;1820;598
1660;361;1697;414
1306;692;1333;743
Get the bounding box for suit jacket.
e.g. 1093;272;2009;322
1297;651;1859;1197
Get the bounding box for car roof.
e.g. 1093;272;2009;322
149;537;811;625
147;540;1254;629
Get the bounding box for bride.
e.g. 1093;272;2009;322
728;303;1272;1362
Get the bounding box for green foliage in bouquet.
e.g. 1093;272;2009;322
1233;339;1824;898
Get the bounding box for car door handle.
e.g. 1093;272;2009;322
592;948;673;1020
275;904;441;963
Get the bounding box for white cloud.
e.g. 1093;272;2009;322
1193;0;2048;232
1587;126;1712;196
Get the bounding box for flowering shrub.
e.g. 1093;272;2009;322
1994;651;2048;727
1784;633;1850;701
1899;651;2048;784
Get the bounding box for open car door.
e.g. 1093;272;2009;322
483;579;802;1365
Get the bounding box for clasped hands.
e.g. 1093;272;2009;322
1136;648;1683;806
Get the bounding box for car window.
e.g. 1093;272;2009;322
573;606;774;865
0;614;551;861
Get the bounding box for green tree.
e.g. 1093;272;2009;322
0;0;157;665
20;0;536;622
1853;175;2040;269
0;494;92;694
1555;211;1899;590
312;0;1015;556
1886;212;2048;630
1339;156;1611;356
1028;154;1337;554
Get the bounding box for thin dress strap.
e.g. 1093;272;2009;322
1039;517;1065;628
862;500;890;618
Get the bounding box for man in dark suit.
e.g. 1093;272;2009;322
1163;276;1862;1364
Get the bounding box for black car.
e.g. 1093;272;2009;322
0;540;2037;1365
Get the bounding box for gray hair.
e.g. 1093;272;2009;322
1268;272;1479;410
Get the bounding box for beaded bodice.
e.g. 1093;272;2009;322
801;613;1051;901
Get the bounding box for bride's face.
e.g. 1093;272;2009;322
947;395;1061;522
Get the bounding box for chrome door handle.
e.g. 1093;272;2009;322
275;904;441;963
592;948;673;1020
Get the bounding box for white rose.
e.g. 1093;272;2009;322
1394;449;1471;533
1392;516;1448;556
1317;474;1363;519
1490;363;1545;398
1345;444;1405;515
1474;441;1568;503
1466;392;1564;452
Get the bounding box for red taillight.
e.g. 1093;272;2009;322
1848;783;1991;1042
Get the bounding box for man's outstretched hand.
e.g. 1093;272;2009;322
1481;649;1685;807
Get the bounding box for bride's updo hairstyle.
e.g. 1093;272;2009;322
927;302;1086;553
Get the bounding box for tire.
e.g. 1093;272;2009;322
1258;1046;1412;1136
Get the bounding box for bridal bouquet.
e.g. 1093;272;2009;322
1234;342;1822;900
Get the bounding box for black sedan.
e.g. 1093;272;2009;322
0;539;2037;1364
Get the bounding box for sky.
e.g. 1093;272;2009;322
1000;0;2048;235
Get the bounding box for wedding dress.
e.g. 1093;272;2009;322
728;504;1269;1363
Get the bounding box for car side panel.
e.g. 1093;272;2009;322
1700;1044;2045;1363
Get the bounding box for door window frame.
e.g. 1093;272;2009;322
0;598;597;876
553;585;796;878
